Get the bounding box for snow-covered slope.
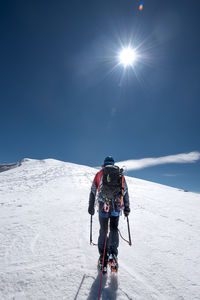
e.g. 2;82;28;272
0;158;200;300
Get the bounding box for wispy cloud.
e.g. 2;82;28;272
163;173;182;177
117;152;200;171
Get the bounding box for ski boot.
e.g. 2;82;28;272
98;253;108;274
108;253;118;272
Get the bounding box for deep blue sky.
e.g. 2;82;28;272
0;0;200;192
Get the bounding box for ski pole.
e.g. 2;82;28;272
90;215;98;246
127;216;132;246
90;215;93;245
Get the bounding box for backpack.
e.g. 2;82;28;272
100;165;124;201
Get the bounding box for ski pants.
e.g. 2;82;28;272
98;215;119;256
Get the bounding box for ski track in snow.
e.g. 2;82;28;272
0;158;200;299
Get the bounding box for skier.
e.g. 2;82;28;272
88;156;130;272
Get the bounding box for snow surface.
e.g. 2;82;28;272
0;158;200;300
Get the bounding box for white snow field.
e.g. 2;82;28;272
0;158;200;300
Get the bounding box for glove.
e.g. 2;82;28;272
88;191;95;215
124;206;130;217
88;206;95;215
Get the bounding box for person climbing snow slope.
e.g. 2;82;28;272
88;156;130;272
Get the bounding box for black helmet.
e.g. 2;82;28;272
104;156;115;166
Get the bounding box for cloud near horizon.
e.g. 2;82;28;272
117;151;200;171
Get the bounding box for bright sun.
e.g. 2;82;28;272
119;47;137;67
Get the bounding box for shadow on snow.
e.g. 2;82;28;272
87;272;118;300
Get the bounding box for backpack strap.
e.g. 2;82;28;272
120;175;125;207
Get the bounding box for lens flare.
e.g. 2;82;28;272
139;2;143;11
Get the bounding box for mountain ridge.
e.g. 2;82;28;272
0;157;198;194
